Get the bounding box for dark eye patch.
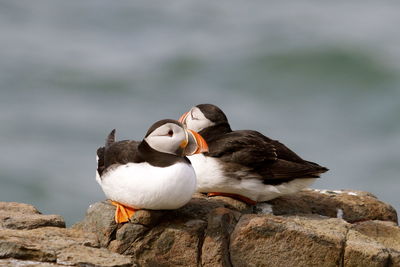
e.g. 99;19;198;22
168;130;173;136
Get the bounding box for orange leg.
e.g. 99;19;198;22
207;192;257;206
111;201;137;223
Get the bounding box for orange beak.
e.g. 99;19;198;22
179;111;189;124
184;129;208;155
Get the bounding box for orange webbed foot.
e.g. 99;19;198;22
111;201;138;223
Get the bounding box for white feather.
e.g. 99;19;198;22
188;154;316;202
98;162;196;210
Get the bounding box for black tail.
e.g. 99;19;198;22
106;129;116;148
306;161;329;176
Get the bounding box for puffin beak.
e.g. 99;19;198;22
179;111;189;124
184;129;208;155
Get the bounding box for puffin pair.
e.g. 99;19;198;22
96;119;208;223
97;105;328;223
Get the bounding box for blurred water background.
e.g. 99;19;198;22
0;1;399;225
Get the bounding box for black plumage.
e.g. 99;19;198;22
97;120;190;177
196;104;328;185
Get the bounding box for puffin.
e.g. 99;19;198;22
179;104;328;204
96;119;208;223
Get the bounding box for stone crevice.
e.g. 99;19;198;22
197;226;206;267
340;224;351;267
227;213;242;267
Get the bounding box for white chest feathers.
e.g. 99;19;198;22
97;162;196;210
188;154;316;202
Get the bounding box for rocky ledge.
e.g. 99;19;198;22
0;189;399;267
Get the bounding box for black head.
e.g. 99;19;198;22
196;104;229;125
179;104;232;139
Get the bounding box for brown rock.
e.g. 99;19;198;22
230;214;348;267
201;207;240;267
126;218;207;266
0;202;65;230
108;223;148;254
0;259;60;266
0;226;136;266
2;188;389;267
205;195;253;213
350;220;400;266
344;228;390;267
129;209;165;227
0;202;40;214
56;244;136;267
0;227;98;262
268;189;398;224
72;201;117;247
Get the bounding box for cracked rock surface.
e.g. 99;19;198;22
1;189;399;267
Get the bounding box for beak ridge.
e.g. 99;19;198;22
179;112;189;124
184;129;208;155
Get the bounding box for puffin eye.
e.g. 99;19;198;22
167;130;173;137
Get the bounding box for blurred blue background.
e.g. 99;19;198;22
1;1;399;225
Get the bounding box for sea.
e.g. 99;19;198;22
0;0;399;225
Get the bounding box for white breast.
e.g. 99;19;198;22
97;162;196;210
188;154;316;202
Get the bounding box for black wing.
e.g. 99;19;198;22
96;130;141;176
207;130;328;183
207;130;277;168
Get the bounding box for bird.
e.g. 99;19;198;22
179;104;328;205
96;119;208;223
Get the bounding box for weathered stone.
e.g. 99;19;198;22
206;195;253;213
390;250;400;266
0;259;60;266
344;228;390;267
230;214;348;267
201;207;239;267
0;202;40;214
351;220;400;265
0;202;65;230
268;189;398;224
108;223;148;254
56;244;136;267
171;194;225;220
0;212;65;230
129;209;165;227
352;220;400;250
127;218;207;266
0;227;98;262
72;201;117;247
2;188;400;267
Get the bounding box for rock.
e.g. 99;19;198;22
0;202;138;267
201;207;240;267
0;259;59;266
344;227;390;267
1;187;400;267
72;201;117;247
0;227;137;266
0;202;65;230
108;223;148;254
349;220;400;266
129;209;165;227
267;189;398;224
56;244;135;267
0;202;40;214
230;214;348;267
129;218;207;267
0;227;98;262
